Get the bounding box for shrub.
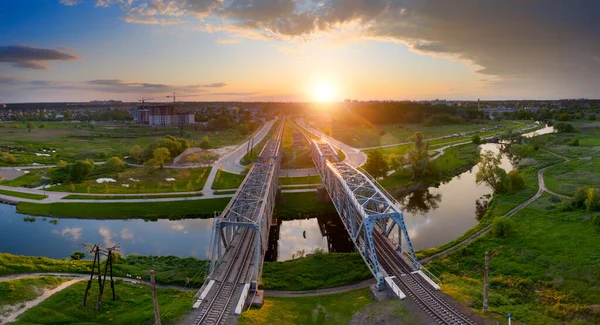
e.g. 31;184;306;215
592;215;600;232
491;216;513;237
509;170;525;190
472;134;481;145
555;122;575;133
585;188;599;211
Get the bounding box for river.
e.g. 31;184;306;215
0;125;554;261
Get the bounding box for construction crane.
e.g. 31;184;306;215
138;97;153;109
165;92;192;104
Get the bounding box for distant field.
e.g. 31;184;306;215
0;121;249;166
315;120;527;148
281;120;314;169
212;169;245;189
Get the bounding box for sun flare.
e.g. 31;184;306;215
312;81;338;103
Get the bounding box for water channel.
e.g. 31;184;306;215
0;125;554;261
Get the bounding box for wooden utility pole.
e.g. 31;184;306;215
150;270;161;325
483;251;489;313
483;245;503;313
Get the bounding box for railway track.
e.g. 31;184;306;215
373;232;475;325
193;229;254;325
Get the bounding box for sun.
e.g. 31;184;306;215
312;81;338;103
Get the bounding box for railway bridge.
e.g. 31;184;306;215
298;122;476;325
187;121;284;325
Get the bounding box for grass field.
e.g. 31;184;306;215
1;165;211;194
261;252;371;291
0;276;70;317
281;120;315;169
239;288;373;325
241;119;282;166
279;175;322;185
0;121;249;167
379;143;480;189
212;169;246;189
11;280;193;324
62;193;201;200
275;192;337;217
16;197;231;219
428;194;600;325
0;189;47;200
314;120;527;148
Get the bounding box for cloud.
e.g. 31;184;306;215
120;228;134;240
63;0;600;95
85;79;204;94
52;227;83;241
98;226;116;247
202;82;227;88
211;91;260;96
59;0;83;6
0;74;21;84
0;45;80;70
215;38;239;45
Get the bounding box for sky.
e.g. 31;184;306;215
1;0;600;103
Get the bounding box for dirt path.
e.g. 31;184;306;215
263;279;375;297
420;151;572;264
0;278;81;325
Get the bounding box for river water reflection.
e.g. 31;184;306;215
0;125;553;260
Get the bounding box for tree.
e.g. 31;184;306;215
68;159;94;183
585;188;599;211
186;180;193;191
199;136;211;150
70;252;86;260
590;114;597;121
5;153;16;164
57;160;69;169
130;145;143;163
153;147;171;168
388;153;401;172
364;150;389;179
106;157;125;177
472;134;481;145
406;132;430;179
491;216;513;237
555;122;574;133
26;122;34;132
40;123;47;128
508;170;525;190
476;151;510;193
144;158;159;175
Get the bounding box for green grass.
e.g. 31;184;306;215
0;121;249;167
212;169;245;189
261;252;371;291
318;120;526;148
543;156;600;196
275;192;337;217
241;120;282;166
0;254;208;288
379;143;480;189
0;189;47;200
16;198;231;218
0;276;70;314
62;193;202;200
279;175;322;185
281;186;318;190
429;194;600;325
0;172;43;187
213;190;237;195
281;120;315;169
418;165;540;259
239;288;373;325
11;281;193;324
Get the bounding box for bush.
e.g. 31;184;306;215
555;122;575;133
491;216;513;237
509;170;525;190
585;188;599;211
593;215;600;232
70;252;86;260
472;134;481;145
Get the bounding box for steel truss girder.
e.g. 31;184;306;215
208;122;283;290
306;136;420;289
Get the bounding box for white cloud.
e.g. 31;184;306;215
52;227;83;241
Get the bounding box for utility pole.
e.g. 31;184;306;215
483;251;489;313
483;245;503;313
150;270;161;325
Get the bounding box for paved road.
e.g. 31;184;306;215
295;118;367;167
218;119;277;174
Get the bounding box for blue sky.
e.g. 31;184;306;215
1;0;599;102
